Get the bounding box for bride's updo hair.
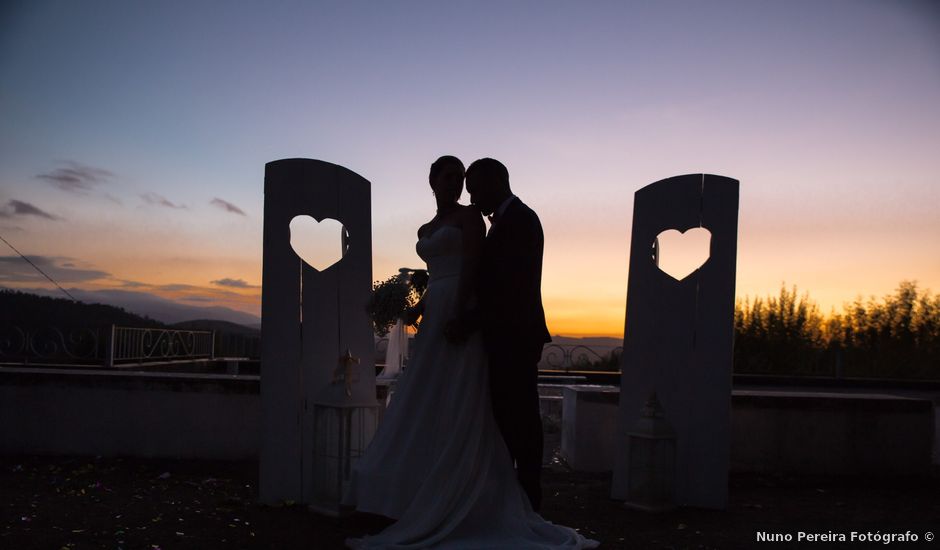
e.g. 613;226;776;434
429;155;465;183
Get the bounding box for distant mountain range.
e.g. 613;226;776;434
550;335;622;348
1;290;262;360
3;287;619;343
5;287;261;327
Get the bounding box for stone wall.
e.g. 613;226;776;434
563;386;935;475
0;368;259;460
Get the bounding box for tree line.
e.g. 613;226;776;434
580;281;939;380
734;281;939;379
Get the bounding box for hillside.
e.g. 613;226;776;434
0;289;165;329
172;319;260;337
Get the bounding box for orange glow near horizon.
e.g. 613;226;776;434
6;265;939;338
3;201;939;338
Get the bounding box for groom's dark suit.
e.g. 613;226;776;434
478;196;551;511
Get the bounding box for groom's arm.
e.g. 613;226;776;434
501;209;544;308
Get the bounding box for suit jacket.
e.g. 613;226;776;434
477;197;552;353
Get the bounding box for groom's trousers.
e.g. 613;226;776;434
488;343;544;511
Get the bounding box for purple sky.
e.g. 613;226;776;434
1;1;938;335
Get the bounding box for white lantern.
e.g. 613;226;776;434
623;392;677;512
309;402;379;516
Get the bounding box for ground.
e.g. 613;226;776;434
3;444;937;550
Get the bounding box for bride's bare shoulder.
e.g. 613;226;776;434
417;221;435;239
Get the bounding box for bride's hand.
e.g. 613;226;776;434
404;304;423;326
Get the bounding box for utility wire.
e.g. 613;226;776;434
0;233;78;302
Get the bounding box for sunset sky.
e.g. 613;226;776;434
1;1;938;336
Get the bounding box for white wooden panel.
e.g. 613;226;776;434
613;174;739;509
260;160;305;504
260;158;377;505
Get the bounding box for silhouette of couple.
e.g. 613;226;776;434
343;157;599;548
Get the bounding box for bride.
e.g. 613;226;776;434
342;156;599;549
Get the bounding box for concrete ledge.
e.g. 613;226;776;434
0;366;259;393
561;385;619;471
732;390;934;475
561;387;935;475
0;368;260;460
732;390;933;413
5;368;934;477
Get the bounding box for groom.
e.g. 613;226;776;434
461;157;551;511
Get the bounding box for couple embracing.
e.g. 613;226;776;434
343;157;599;549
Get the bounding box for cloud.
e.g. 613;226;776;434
141;192;186;209
36;161;114;194
154;282;248;301
210;198;247;216
211;277;259;289
112;281;249;299
151;282;249;300
181;295;216;302
0;199;58;220
104;193;124;206
155;283;200;292
0;255;110;283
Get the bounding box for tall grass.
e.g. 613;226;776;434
734;281;940;379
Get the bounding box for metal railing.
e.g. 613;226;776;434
3;324;617;373
107;326;215;366
0;325;102;365
373;336;623;373
539;343;623;372
1;323;251;368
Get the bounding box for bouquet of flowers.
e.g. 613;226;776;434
367;269;428;337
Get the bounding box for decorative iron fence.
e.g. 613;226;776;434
373;336;622;373
2;325;619;373
1;323;256;368
107;326;214;366
0;324;102;365
539;344;623;372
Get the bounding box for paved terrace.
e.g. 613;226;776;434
2;367;938;548
3;446;938;549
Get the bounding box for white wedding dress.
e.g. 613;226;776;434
343;226;599;549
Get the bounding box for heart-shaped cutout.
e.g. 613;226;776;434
289;215;348;271
653;227;711;281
